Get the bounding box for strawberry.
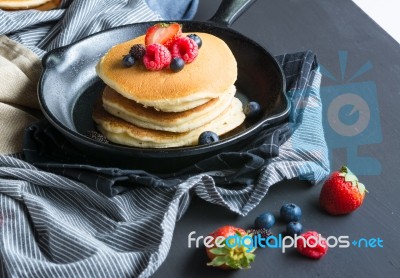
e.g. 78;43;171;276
205;225;256;270
296;231;328;259
319;166;367;215
144;22;182;48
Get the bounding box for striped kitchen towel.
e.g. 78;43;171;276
0;0;198;57
0;50;330;278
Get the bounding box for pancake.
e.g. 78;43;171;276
92;96;245;148
35;0;59;11
96;32;237;112
102;85;236;132
0;0;51;9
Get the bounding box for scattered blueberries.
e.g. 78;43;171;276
286;221;303;236
255;212;275;229
170;57;185;72
252;204;305;241
122;54;135;67
243;101;261;118
280;203;302;223
198;131;219;145
187;34;202;48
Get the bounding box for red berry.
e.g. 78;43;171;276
319;166;367;215
143;43;171;71
170;37;198;63
296;231;328;259
206;226;255;270
145;22;182;48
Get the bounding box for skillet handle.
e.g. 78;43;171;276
209;0;257;27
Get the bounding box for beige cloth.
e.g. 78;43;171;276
0;35;43;154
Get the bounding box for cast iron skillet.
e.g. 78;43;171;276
38;0;288;173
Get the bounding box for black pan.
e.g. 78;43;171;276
38;0;288;173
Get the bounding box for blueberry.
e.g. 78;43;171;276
122;54;135;67
280;203;302;223
198;131;219;145
286;221;303;236
254;212;275;229
170;57;185;72
187;34;202;48
243;101;261;118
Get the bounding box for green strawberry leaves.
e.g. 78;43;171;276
357;182;367;194
339;166;357;181
339;166;367;194
207;250;255;269
208;247;229;256
207;236;256;269
207;255;226;267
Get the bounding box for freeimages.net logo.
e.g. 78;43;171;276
320;51;382;175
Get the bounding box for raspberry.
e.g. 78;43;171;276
187;34;202;48
170;37;198;63
143;43;171;71
129;44;146;60
296;231;328;259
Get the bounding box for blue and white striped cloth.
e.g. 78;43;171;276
0;0;198;57
0;1;329;277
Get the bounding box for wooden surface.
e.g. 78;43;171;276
153;0;400;277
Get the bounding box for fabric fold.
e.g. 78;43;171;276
1;0;165;57
0;36;43;154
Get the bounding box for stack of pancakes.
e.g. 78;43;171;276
93;32;245;148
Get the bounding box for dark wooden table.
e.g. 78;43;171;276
154;0;400;277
